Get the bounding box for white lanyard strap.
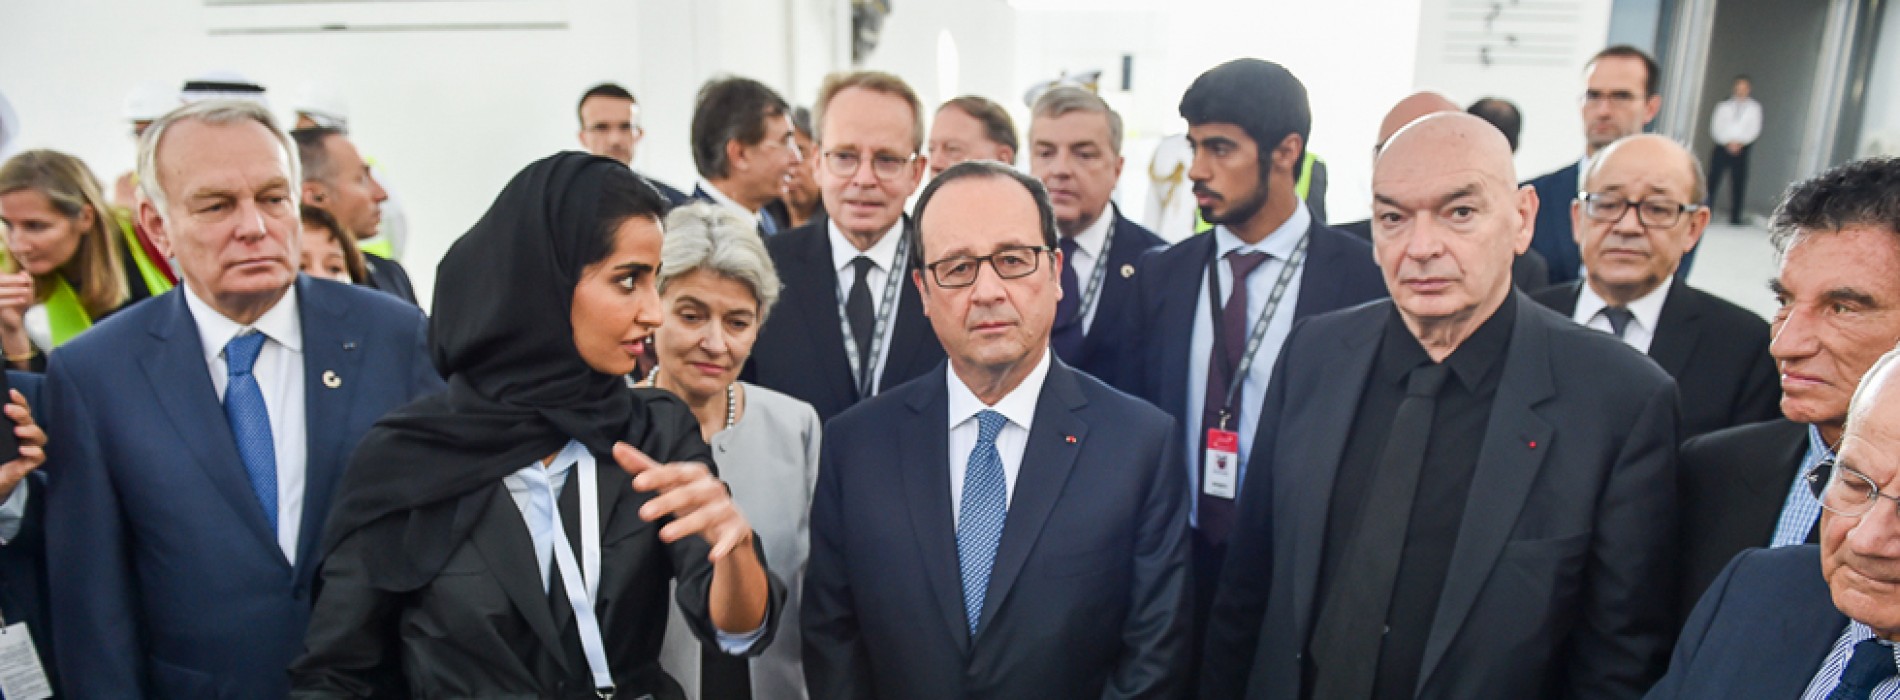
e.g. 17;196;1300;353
837;232;910;398
1072;222;1116;326
548;456;613;694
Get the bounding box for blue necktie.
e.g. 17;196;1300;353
1829;638;1898;700
223;332;277;532
957;410;1009;635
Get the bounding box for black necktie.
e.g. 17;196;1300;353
1828;638;1898;700
1197;250;1271;545
846;256;876;387
1051;236;1084;361
1601;306;1634;338
1309;362;1450;699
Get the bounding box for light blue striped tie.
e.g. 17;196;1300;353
957;409;1009;635
223;332;277;532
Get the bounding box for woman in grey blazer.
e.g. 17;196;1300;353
643;202;822;699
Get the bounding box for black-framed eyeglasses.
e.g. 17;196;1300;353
822;150;917;180
1578;192;1703;229
1807;458;1900;518
925;246;1053;288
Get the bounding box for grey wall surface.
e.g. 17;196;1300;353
1696;0;1830;220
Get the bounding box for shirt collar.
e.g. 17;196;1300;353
946;347;1053;433
1575;274;1673;335
183;281;303;362
1843;621;1900;665
543;438;592;483
695;177;758;217
1378;291;1517;392
1808;423;1838;463
1214;201;1311;260
1065;203;1116;258
829;217;906;274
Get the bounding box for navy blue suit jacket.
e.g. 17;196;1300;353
1526;161;1583;285
0;371;52;693
43;277;444;699
1056;208;1166;388
1645;545;1844;699
802;360;1192;698
744;219;945;422
1124;219;1386;429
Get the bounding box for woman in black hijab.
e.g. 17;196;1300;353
291;152;783;699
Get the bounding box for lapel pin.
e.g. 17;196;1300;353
322;370;343;389
1527;440;1538;449
343;341;357;351
1120;264;1135;278
1065;435;1077;444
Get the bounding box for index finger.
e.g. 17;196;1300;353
612;442;664;478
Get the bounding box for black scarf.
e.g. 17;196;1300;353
319;152;644;590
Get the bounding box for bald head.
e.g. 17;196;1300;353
1377;112;1519;185
1584;134;1707;203
1376;91;1461;150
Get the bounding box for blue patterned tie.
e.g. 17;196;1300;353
223;332;277;532
1828;638;1898;700
957;410;1009;635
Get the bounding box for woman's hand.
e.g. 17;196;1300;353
614;442;755;561
0;389;46;502
0;272;34;334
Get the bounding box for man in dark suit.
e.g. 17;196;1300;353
688;76;803;236
1649;345;1900;698
43;99;443;698
804;160;1190;698
1526;45;1666;285
1024;86;1163;388
1123;59;1386;655
576;82;689;206
745;71;946;422
1677;156;1900;615
292;126;418;304
1204;113;1679;699
1531;134;1777;438
1338;91;1550;290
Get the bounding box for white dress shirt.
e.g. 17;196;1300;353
1799;621;1900;700
1182;202;1310;526
1573;275;1672;354
828;219;906;392
1063;205;1114;334
695;177;769;228
1711;98;1764;146
184;284;307;564
946;348;1052;524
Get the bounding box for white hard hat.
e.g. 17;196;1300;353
123;80;181;122
180;70;269;108
291;82;350;130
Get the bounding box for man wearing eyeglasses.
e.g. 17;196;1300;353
1525;45;1663;285
687;76;803;236
576;82;688;206
744;71;946;422
1676;157;1900;625
804;160;1191;698
1531;134;1777;439
1648;342;1900;699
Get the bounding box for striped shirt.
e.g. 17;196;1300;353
1800;621;1900;700
1771;425;1833;547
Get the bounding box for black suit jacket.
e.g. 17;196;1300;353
1532;280;1779;438
1058;208;1166;388
362;252;419;305
1526;162;1583;284
640;170;689;208
1677;418;1813;616
1125;219;1386;431
292;391;786;698
802;360;1193;698
1204;294;1680;699
744;219;945;422
1337;217;1552;290
1645;545;1842;699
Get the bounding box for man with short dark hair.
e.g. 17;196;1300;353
1707;75;1762;226
1526;45;1664;284
1026;86;1163;386
688;76;802;236
576;82;687;205
1204;113;1678;699
1531;134;1778;439
1677;156;1900;617
292;126;416;304
803;160;1191;697
1467;97;1522;153
1125;59;1386;669
928;95;1017;177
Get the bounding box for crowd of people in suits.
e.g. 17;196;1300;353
0;37;1899;700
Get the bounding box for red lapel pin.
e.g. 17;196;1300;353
1065;435;1077;444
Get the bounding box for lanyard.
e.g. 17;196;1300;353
547;454;614;696
1204;234;1309;430
1068;222;1116;330
837;232;910;398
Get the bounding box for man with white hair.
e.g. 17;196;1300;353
43;99;442;698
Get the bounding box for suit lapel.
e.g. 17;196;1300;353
897;367;971;650
1550;282;1582;317
137;291;286;563
1075;210;1148;360
1288;311;1382;646
790;231;858;410
1647;282;1701;377
294;280;369;581
1292;219;1336;318
468;484;572;674
977;362;1088;636
1416;295;1558;689
880;218;938;393
1154;235;1214;422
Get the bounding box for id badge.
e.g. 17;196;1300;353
1203;428;1240;500
0;622;50;700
